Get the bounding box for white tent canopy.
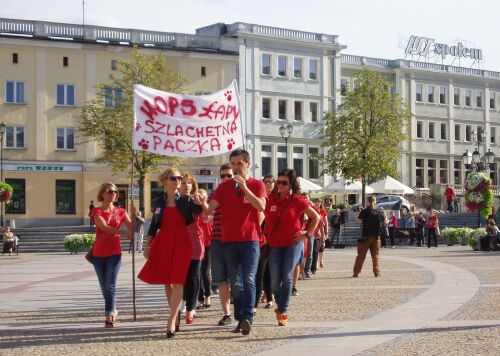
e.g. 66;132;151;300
323;179;374;194
368;176;414;195
298;177;323;191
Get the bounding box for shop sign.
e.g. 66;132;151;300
199;168;212;176
405;35;483;61
4;164;83;172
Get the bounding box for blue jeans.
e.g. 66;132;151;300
331;227;341;245
268;242;303;314
93;254;121;316
223;241;260;324
304;236;315;273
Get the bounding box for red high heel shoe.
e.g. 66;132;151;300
185;315;194;324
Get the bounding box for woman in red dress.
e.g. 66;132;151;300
138;168;202;338
90;182;134;328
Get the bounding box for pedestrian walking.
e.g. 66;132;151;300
90;182;134;328
352;195;382;278
209;163;234;327
415;212;426;247
264;168;319;326
408;213;416;245
197;194;213;310
138;168;204;338
444;185;456;212
254;175;275;312
380;210;389;248
201;148;266;336
88;200;95;226
329;208;344;247
180;172;204;325
129;211;145;252
427;209;439;248
388;210;398;248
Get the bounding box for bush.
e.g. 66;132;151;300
468;228;487;249
82;233;96;248
441;227;482;248
64;234;83;253
64;234;95;253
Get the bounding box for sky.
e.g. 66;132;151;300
2;0;498;70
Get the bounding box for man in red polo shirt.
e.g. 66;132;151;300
203;148;266;336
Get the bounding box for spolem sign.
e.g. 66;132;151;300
405;35;483;61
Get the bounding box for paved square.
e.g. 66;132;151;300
1;246;499;355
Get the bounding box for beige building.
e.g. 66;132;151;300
0;19;238;227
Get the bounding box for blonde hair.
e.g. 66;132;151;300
158;168;180;187
181;171;198;195
97;182;118;202
198;188;208;199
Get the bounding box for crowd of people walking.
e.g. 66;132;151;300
87;148;500;336
88;149;335;336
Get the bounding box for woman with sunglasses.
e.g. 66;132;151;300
138;168;203;338
90;182;134;328
264;169;320;326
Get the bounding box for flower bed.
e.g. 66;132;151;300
441;227;474;246
440;227;486;249
464;171;494;219
64;233;96;254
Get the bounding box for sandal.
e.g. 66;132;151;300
105;315;114;328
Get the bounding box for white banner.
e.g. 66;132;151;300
133;80;243;157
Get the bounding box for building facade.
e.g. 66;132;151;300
340;55;500;191
1;18;500;226
0;18;239;226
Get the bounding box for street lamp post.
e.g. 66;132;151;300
0;122;6;228
462;128;496;227
279;123;293;168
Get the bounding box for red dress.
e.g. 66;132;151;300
138;207;192;285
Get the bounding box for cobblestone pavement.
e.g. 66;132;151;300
0;246;499;355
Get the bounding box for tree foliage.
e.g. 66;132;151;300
322;68;411;203
78;50;189;212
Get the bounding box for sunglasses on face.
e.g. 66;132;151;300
275;180;289;186
169;175;183;182
220;174;233;179
105;189;118;195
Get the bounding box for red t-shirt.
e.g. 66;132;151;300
213;177;266;243
91;207;127;257
444;187;455;200
201;219;212;247
264;194;310;248
427;215;439;228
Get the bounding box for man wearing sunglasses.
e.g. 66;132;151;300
202;149;266;336
208;163;234;327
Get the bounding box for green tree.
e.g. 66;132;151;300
322;68;411;204
78;51;188;213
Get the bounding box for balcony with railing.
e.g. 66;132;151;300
0;18;238;53
341;53;500;80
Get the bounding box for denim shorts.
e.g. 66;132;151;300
210;240;228;285
297;242;304;265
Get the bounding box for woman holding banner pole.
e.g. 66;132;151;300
138;168;203;338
